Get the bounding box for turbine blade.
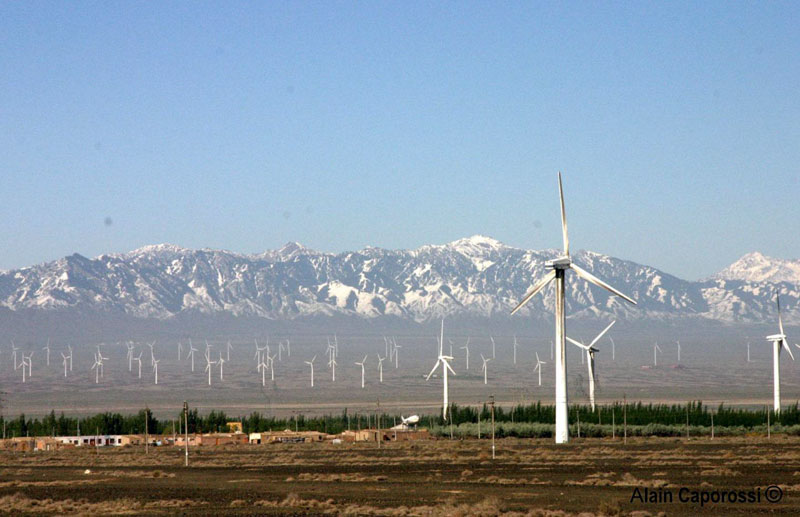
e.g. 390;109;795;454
783;339;795;360
571;264;637;305
778;294;785;336
426;360;441;381
511;270;557;315
566;336;588;349
558;171;569;256
589;320;617;348
445;360;456;376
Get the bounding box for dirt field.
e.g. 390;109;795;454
1;436;799;515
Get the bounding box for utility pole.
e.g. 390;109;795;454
489;395;496;460
145;407;149;455
623;394;627;445
478;404;481;439
686;403;690;439
710;411;714;440
612;406;615;439
184;401;189;467
767;406;771;440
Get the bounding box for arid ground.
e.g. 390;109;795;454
1;436;799;515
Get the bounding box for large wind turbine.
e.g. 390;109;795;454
510;172;637;444
425;320;456;421
356;355;367;388
305;355;316;387
566;320;616;412
767;294;794;412
480;353;491;385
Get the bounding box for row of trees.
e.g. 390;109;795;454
2;401;800;438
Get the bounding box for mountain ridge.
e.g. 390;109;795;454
1;236;797;324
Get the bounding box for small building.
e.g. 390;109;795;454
249;430;327;444
226;421;243;434
55;435;143;447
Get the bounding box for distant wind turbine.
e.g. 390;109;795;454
767;293;794;412
425;320;456;421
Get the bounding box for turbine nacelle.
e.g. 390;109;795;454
545;257;572;270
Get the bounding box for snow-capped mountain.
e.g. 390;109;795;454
712;252;800;285
0;236;797;323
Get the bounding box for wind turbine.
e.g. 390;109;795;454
187;344;198;372
135;351;143;379
68;345;73;371
480;354;491;385
205;356;216;386
425;320;456;421
153;358;160;385
510;172;637;444
355;355;367;388
126;343;135;372
177;341;184;360
676;340;681;362
11;342;19;368
566;320;616;412
393;343;401;369
91;353;101;384
534;352;545;386
513;336;518;365
278;342;285;362
305;355;316;387
257;355;268;386
747;342;751;363
461;338;470;370
61;352;69;377
226;341;233;361
490;336;496;359
328;345;337;382
653;343;662;367
610;337;616;361
268;352;276;381
148;341;156;367
767;293;794;412
377;355;385;383
285;339;291;358
218;353;226;382
43;339;51;366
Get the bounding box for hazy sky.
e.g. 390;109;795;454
1;3;798;279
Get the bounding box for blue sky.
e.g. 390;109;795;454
1;2;798;279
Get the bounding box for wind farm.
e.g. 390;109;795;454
2;2;800;515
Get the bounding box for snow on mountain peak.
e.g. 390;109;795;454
713;252;800;284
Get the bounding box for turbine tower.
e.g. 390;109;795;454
425;320;456;421
305;355;316;387
510;172;637;444
566;320;616;412
355;355;367;388
480;354;491;385
534;352;545;386
767;294;794;412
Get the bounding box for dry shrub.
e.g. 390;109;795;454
598;500;622;516
699;467;740;476
229;499;248;507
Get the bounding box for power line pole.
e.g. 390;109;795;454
145;407;149;455
489;395;496;460
184;401;189;467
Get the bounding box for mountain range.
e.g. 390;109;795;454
1;236;798;324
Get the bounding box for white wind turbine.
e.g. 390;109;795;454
490;336;496;359
767;293;794;412
134;351;143;379
278;342;285;361
510;172;637;444
480;353;491;385
268;352;276;381
653;342;662;367
148;341;156;367
205;356;217;386
126;343;135;372
177;341;184;360
226;341;233;361
513;336;518;365
11;341;19;368
610;336;616;361
187;344;198;372
461;338;470;370
25;351;33;378
534;352;546;386
153;358;160;385
676;340;681;362
425;320;456;421
305;355;316;387
43;339;51;366
747;342;751;363
377;355;385;383
68;345;73;371
218;352;226;381
393;343;401;369
257;354;268;386
566;320;616;412
355;355;367;388
328;345;337;382
285;339;291;358
91;353;101;384
61;352;69;377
